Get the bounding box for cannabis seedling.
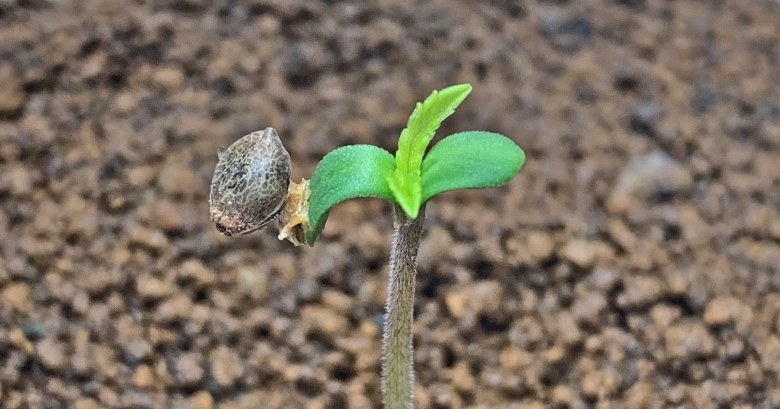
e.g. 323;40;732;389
209;84;525;409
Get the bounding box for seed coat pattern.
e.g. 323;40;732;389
209;127;291;236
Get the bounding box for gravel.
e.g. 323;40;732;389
0;0;778;407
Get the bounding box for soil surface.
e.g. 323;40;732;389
1;1;779;408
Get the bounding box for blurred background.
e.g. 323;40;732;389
1;1;779;408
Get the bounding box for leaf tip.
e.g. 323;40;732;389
448;83;472;97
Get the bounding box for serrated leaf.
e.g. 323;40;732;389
388;83;472;218
421;131;525;203
306;145;396;245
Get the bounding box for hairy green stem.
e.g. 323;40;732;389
382;204;425;409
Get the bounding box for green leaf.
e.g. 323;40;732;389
306;145;396;245
388;83;472;218
421;131;525;203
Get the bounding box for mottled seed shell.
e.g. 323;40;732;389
209;127;291;236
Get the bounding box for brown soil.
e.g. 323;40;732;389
1;1;779;408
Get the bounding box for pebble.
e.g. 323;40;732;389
128;225;170;252
173;353;205;387
606;219;637;250
71;290;90;315
691;86;718;113
321;289;353;315
509;316;546;348
152;66;185;91
527;231;556;262
608;150;694;213
133;364;154;388
551;384;578;407
300;306;349;336
73;398;103;409
623;381;654;408
500;346;532;371
0;67;25;117
236;266;268;300
284;41;328;87
724;338;746;361
118;390;156;408
79;50;105;80
122;339;152;363
417;226;454;270
538;11;592;52
4;166;33;196
36;338;67;372
136;275;175;301
227;389;281;409
444;280;503;319
617;276;664;308
1;282;31;312
93;344;119;378
154;359;174;387
553;312;583;346
156;294;193;322
127;165;156;187
70;346;92;377
580;372;601;400
519;400;546;409
629;100;664;137
347;389;373;409
758;336;780;373
650;304;681;328
151;199;186;232
770;387;780;407
703;296;749;327
210;345;244;388
588;269;619;292
157;160;197;196
572;291;607;327
664;322;716;359
176;260;215;287
450;362;476;393
47;378;79;402
147;325;177;347
543;344;567;364
599;367;623;396
559;239;600;268
98;387;119;406
429;383;462;408
9;328;34;355
189;390;214;409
